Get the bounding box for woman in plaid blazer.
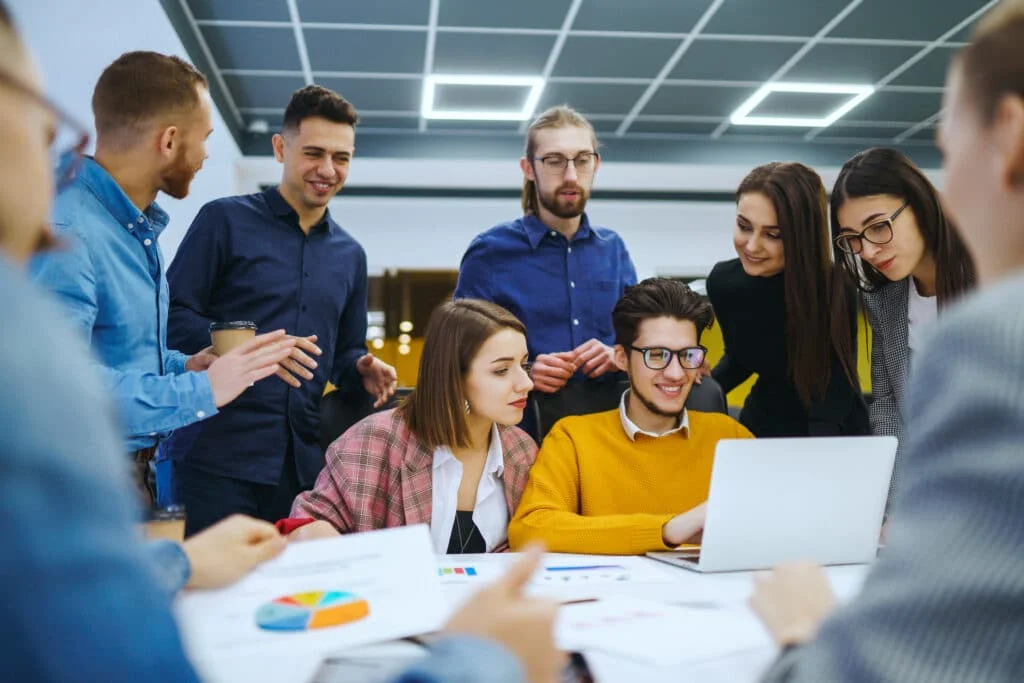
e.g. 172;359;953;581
830;148;975;502
285;299;537;553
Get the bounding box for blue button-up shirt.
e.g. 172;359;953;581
454;213;637;361
3;255;520;683
30;158;217;452
162;187;368;486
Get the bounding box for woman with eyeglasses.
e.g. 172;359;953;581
280;298;537;554
830;147;975;500
707;162;869;438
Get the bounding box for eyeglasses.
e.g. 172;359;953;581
833;201;910;255
0;69;90;192
627;345;707;371
532;151;599;175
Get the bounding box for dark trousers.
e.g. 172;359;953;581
175;449;304;538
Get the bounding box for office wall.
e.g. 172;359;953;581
10;0;242;256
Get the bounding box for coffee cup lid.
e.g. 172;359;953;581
210;320;258;331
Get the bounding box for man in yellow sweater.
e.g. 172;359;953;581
509;278;753;555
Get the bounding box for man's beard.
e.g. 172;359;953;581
537;182;588;219
629;380;686;419
161;154;198;200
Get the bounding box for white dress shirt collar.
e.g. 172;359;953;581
618;389;690;441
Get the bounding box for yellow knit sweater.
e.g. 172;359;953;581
508;408;754;555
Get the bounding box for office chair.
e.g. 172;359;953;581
318;387;411;453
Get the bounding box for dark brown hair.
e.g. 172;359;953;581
613;277;714;348
92;51;207;147
829;148;976;384
736;162;835;407
522;105;598;215
283;85;359;132
397;299;526;450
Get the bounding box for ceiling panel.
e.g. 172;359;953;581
432;33;553;75
629;120;720;135
296;0;431;25
188;0;290;22
906;125;939;142
703;0;857;36
889;46;958;87
572;0;718;33
223;75;306;109
434;83;532;110
316;77;423;112
438;0;573;30
842;90;943;122
425;119;522;131
754;91;856;118
671;40;801;81
305;28;426;73
201;26;301;71
358;115;421;130
553;36;681;79
784;43;923;83
721;126;815;139
830;0;992;41
816;124;917;140
536;82;648;116
642;84;758;117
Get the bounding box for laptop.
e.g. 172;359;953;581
647;436;896;573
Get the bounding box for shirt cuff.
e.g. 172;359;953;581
145;539;192;595
165;350;190;375
189;372;218;421
394;636;525;683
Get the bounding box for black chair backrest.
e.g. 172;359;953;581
532;375;728;443
318;387;411;453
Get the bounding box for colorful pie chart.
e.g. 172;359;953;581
255;591;370;632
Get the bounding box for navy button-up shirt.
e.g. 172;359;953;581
30;158;217;452
162;187;368;486
454;213;637;364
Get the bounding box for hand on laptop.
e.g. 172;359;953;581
748;562;837;646
662;502;707;547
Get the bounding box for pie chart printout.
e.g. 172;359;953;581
255;591;370;632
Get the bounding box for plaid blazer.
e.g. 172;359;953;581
291;409;537;548
863;278;910;502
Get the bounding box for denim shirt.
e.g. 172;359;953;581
455;213;637;363
1;256;519;683
30;158;216;452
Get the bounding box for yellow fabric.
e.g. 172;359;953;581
508;408;754;555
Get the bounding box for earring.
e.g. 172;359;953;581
465;399;471;415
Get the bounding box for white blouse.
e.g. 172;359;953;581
428;424;509;554
907;277;939;352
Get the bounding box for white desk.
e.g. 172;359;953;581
349;553;870;683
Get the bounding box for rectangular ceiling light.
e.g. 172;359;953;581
729;82;875;128
421;74;545;121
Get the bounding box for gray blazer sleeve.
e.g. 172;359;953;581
760;278;1024;682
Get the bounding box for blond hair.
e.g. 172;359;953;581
521;105;599;215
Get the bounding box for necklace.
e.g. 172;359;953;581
454;512;479;553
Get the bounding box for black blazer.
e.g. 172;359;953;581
707;259;868;438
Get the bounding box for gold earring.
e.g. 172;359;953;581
465;399;471;415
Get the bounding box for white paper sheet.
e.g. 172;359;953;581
556;595;773;667
175;525;445;683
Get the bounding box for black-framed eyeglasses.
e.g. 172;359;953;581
532;151;599;174
833;201;910;255
627;345;707;371
0;69;90;192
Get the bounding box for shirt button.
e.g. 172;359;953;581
304;271;310;278
126;223;134;230
137;216;144;224
196;410;206;419
573;318;580;326
143;238;152;246
568;247;573;254
549;231;557;237
570;281;576;288
301;305;307;312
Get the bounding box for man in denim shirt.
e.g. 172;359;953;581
2;7;558;681
31;52;309;506
455;106;637;440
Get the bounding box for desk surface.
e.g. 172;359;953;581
358;553;869;683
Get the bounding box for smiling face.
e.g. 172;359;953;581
836;194;930;282
615;316;700;423
463;327;534;427
273;116;354;215
734;191;785;277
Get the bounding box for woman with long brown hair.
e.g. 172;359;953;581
830;148;975;498
707;162;868;437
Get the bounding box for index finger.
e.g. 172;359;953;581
495;545;545;595
292;336;322;355
231;329;291;355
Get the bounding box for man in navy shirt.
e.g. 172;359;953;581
454;106;637;439
165;85;397;535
